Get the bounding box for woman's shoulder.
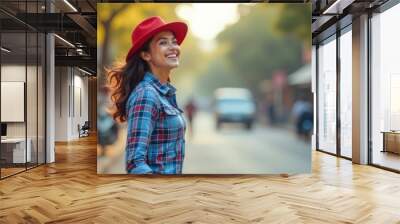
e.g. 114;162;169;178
127;82;161;106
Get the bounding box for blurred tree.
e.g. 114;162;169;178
173;30;207;82
194;45;243;98
272;3;312;47
217;4;303;93
98;4;129;85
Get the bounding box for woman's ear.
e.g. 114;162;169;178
140;51;151;62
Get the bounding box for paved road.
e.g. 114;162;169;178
98;111;311;174
182;111;311;174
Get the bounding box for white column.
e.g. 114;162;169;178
46;33;55;163
45;0;55;163
352;14;369;164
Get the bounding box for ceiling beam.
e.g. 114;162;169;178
322;0;356;14
67;13;96;38
55;55;96;71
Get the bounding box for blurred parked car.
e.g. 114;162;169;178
214;88;256;130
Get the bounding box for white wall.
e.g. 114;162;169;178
54;67;89;141
1;65;26;81
55;67;69;141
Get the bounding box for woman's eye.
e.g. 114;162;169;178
159;39;178;45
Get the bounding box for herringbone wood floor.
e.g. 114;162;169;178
1;135;400;224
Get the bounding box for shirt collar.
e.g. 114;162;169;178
143;72;176;96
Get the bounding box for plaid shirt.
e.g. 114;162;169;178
125;72;186;174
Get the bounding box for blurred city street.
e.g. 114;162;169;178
98;110;311;174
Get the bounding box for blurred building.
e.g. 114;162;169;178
288;63;311;100
259;70;292;125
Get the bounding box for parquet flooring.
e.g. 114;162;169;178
1;135;400;223
1;167;26;178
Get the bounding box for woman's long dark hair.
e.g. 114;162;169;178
108;41;151;122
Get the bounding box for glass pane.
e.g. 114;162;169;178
318;37;337;154
0;1;46;178
27;31;38;169
1;30;27;177
371;4;400;171
340;29;352;158
26;0;40;168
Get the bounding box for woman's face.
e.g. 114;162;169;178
141;31;180;70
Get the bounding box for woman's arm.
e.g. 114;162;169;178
126;88;158;174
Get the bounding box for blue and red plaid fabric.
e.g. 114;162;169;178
125;72;186;174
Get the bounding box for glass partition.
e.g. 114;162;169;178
1;30;28;177
0;1;46;179
339;28;352;158
371;3;400;171
27;31;38;169
317;35;337;154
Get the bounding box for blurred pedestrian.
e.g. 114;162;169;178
266;94;276;125
291;96;313;140
107;16;188;174
184;97;197;137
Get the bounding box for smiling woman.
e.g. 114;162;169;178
107;16;188;174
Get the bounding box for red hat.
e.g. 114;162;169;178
125;16;188;62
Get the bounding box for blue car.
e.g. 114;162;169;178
214;88;256;130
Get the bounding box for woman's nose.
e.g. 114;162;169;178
168;42;180;50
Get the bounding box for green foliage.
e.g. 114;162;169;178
194;53;243;98
173;32;207;81
216;4;304;93
272;3;312;47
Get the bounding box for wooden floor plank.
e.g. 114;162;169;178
0;135;399;223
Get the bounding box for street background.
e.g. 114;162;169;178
97;3;312;174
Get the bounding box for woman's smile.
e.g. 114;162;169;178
166;52;179;60
166;53;178;59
